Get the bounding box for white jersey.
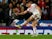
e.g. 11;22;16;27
27;4;40;15
27;4;41;21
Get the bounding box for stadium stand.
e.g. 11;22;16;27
0;0;51;26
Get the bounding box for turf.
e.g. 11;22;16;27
0;35;52;39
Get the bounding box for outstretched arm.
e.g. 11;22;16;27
17;10;28;15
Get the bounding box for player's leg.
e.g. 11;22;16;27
11;19;19;26
10;19;22;28
31;20;38;36
30;13;41;36
21;16;34;26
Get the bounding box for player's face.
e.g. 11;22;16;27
26;3;31;7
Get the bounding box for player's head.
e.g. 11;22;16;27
26;1;33;7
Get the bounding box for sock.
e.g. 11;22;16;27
33;27;37;34
20;21;27;26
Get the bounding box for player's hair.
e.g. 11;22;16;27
26;0;33;4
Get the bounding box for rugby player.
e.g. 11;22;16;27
14;1;41;36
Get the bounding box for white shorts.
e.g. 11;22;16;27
32;12;41;22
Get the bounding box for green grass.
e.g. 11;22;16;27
0;35;52;39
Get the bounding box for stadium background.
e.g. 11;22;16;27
0;0;52;39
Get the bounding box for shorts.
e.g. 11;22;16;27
32;12;41;22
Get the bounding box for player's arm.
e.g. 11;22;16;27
17;10;28;15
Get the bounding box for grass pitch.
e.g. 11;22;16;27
0;35;52;39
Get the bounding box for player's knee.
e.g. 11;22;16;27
31;24;37;27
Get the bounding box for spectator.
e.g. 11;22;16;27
1;0;8;10
17;0;22;4
0;0;8;25
45;0;50;19
12;0;16;7
0;5;3;23
50;0;52;19
38;0;48;20
16;3;21;13
21;0;27;10
38;0;46;12
4;2;13;26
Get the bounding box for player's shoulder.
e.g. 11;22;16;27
31;3;37;6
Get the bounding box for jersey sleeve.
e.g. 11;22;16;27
31;4;37;8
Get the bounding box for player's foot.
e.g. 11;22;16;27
31;33;38;37
15;25;21;28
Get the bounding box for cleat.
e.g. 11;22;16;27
15;25;21;28
31;33;38;37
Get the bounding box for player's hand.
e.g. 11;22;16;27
15;13;19;16
17;13;21;15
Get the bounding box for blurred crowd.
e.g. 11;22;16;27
0;0;52;26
